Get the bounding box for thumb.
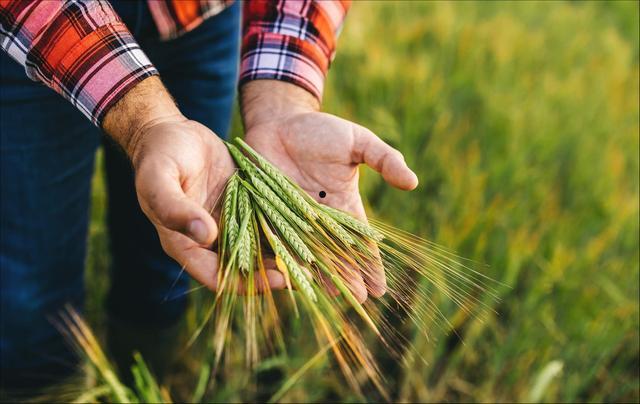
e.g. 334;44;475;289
136;164;217;245
352;124;419;190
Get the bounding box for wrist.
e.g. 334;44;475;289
240;80;320;130
102;76;184;160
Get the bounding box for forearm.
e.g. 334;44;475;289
102;76;184;163
239;0;351;129
240;80;320;129
0;0;157;126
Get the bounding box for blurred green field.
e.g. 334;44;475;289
86;1;639;402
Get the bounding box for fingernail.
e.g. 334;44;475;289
410;171;419;187
188;219;209;244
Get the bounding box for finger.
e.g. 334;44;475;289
263;257;277;269
264;269;287;290
256;257;286;291
158;228;220;290
332;197;387;298
319;272;340;297
238;269;287;294
136;160;217;245
160;229;286;292
352;124;419;191
338;260;368;304
360;242;387;298
245;257;286;293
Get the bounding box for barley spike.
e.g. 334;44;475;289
248;173;314;234
271;234;317;302
227;142;261;177
251;192;315;263
317;210;356;246
235;138;318;220
237;186;253;273
319;204;384;241
222;174;240;247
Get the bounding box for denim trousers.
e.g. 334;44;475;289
0;1;240;389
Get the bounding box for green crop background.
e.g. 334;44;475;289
84;1;639;402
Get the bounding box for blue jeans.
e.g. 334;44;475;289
0;1;240;389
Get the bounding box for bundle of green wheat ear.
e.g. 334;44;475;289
203;138;498;398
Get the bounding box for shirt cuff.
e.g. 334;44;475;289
239;32;328;101
33;22;158;127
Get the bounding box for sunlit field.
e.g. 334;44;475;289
84;1;639;402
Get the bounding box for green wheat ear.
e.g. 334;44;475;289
319;204;384;241
228;141;314;233
316;208;356;246
236;186;254;274
235;138;318;220
267;225;317;303
227;142;261;177
221;173;240;249
247;170;314;233
250;189;316;264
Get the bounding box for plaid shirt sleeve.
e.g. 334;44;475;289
0;0;158;126
239;0;351;101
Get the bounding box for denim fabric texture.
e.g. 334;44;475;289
0;0;240;389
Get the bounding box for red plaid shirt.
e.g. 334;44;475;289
0;0;350;126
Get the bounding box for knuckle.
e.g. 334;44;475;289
156;204;173;226
391;149;404;161
384;149;403;167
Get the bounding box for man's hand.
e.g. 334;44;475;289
241;80;418;302
103;76;285;291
